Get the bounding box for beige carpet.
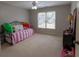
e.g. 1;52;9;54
0;33;62;57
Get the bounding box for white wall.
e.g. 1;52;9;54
71;2;77;14
29;5;71;36
0;2;29;25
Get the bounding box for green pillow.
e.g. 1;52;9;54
3;23;13;33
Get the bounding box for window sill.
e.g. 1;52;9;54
38;28;56;30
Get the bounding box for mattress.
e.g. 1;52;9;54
5;28;34;45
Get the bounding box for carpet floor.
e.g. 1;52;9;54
0;33;62;57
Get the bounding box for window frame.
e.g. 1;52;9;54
37;11;56;29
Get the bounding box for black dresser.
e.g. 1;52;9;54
63;29;75;49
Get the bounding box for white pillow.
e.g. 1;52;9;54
13;24;23;32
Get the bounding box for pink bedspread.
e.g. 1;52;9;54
5;28;34;45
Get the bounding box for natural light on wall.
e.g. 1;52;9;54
38;11;56;29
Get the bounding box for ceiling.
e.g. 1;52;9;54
1;1;71;9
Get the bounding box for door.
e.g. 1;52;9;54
76;2;79;57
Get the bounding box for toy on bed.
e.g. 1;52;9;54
21;22;31;29
3;21;34;45
3;23;14;33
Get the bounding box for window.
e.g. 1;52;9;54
38;11;56;29
38;12;45;28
